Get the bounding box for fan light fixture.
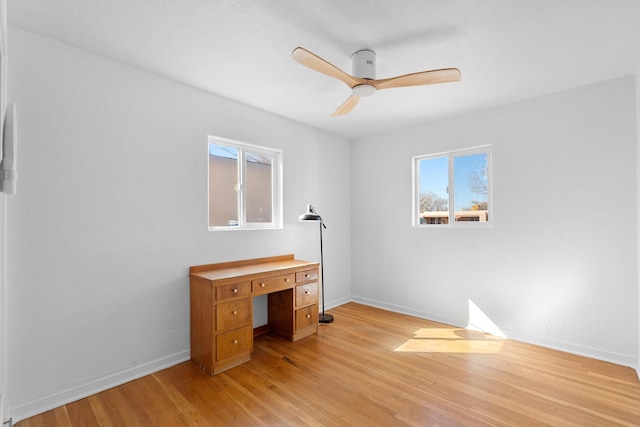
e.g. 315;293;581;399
352;84;376;97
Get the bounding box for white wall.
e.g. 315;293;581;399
637;73;640;378
6;27;351;421
0;0;7;422
351;76;638;367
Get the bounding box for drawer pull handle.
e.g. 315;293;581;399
233;339;239;344
233;288;238;294
284;278;290;282
305;274;310;278
306;314;311;318
232;310;238;315
260;283;266;287
304;290;310;294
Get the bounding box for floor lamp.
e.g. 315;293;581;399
299;204;334;324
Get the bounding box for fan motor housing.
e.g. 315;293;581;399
352;49;375;79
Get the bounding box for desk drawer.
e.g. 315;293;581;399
296;305;319;330
296;269;318;283
295;282;318;307
216;299;251;331
216;281;251;301
216;326;252;361
252;273;295;294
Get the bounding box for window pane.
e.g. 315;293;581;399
209;143;239;227
453;153;489;222
418;156;449;224
245;151;272;223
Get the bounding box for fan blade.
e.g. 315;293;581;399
332;95;360;117
373;68;461;90
292;47;363;88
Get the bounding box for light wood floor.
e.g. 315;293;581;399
17;302;640;426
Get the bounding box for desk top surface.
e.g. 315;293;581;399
190;255;319;283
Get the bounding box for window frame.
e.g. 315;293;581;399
208;135;283;231
412;145;492;228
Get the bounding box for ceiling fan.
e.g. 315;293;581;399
292;47;461;116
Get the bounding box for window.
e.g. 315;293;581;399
208;136;282;230
413;146;491;226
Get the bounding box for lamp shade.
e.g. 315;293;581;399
299;204;321;221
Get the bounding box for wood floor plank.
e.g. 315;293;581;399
16;303;640;426
64;397;100;426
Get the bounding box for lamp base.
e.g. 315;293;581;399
319;313;334;324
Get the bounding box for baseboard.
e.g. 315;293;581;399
351;296;638;370
501;330;638;369
253;324;270;337
351;295;448;325
10;350;190;423
325;295;352;311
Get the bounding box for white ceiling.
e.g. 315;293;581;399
7;0;640;139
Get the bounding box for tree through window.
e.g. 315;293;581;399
413;146;491;226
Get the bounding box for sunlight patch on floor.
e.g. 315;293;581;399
394;301;507;354
394;327;505;353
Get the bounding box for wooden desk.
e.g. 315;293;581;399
189;254;320;375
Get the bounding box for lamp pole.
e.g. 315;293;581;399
317;217;332;323
299;204;333;324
